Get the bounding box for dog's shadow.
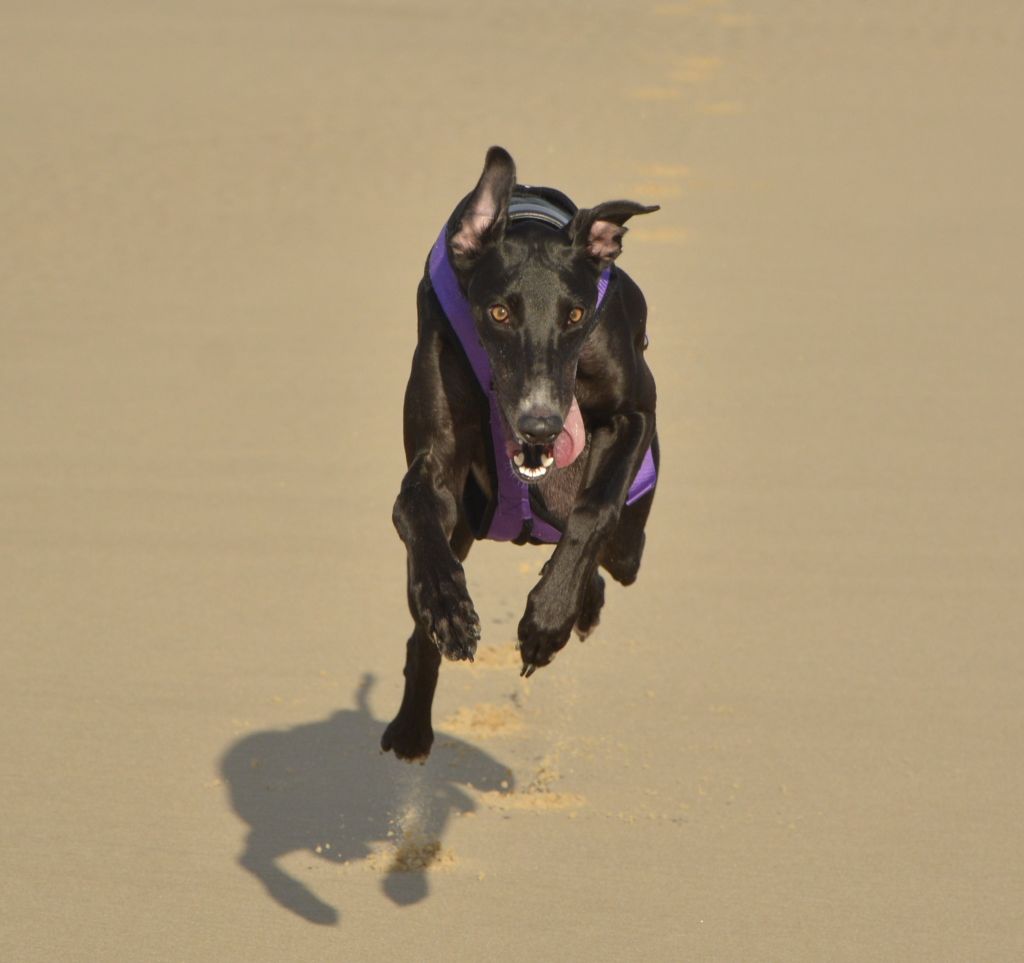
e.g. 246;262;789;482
220;674;512;926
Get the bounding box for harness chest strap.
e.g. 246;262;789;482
427;223;656;543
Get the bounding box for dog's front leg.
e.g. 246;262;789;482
518;411;654;673
382;449;479;761
394;449;480;661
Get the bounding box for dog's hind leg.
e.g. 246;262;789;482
599;489;653;587
574;571;606;640
380;626;442;762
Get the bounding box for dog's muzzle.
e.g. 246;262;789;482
505;396;586;482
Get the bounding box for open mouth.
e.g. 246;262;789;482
507;441;556;482
503;396;588;484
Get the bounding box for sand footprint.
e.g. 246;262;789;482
474;749;587;814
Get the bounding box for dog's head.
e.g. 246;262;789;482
448;146;657;484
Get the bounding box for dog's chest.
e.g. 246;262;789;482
467;435;589;536
533;442;589;529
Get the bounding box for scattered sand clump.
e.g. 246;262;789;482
475;751;585;812
475;789;585;812
441;703;523;736
464;643;522;670
369;804;456;874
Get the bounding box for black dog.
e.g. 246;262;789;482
382;147;659;761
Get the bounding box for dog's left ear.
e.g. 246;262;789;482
569;201;659;265
450;146;517;267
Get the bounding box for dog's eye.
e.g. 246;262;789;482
489;305;510;323
568;307;584;325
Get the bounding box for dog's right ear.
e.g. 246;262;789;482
449;146;516;268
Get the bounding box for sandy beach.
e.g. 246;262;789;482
3;1;1023;959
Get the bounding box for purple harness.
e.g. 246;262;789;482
428;217;657;543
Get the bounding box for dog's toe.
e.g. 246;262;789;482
429;598;480;662
432;618;479;662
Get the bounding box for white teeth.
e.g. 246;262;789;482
510;449;553;480
515;464;547;479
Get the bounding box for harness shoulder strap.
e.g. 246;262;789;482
427;199;651;541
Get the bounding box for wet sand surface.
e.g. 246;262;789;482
3;1;1023;959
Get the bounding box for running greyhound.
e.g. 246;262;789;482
382;146;659;761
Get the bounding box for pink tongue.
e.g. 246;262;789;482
553;396;586;468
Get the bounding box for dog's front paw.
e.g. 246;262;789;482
412;567;480;662
517;591;575;677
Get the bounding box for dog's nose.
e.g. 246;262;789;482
517;412;563;445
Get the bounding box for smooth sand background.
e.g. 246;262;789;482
3;1;1023;959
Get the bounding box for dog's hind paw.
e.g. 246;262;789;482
381;718;433;762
